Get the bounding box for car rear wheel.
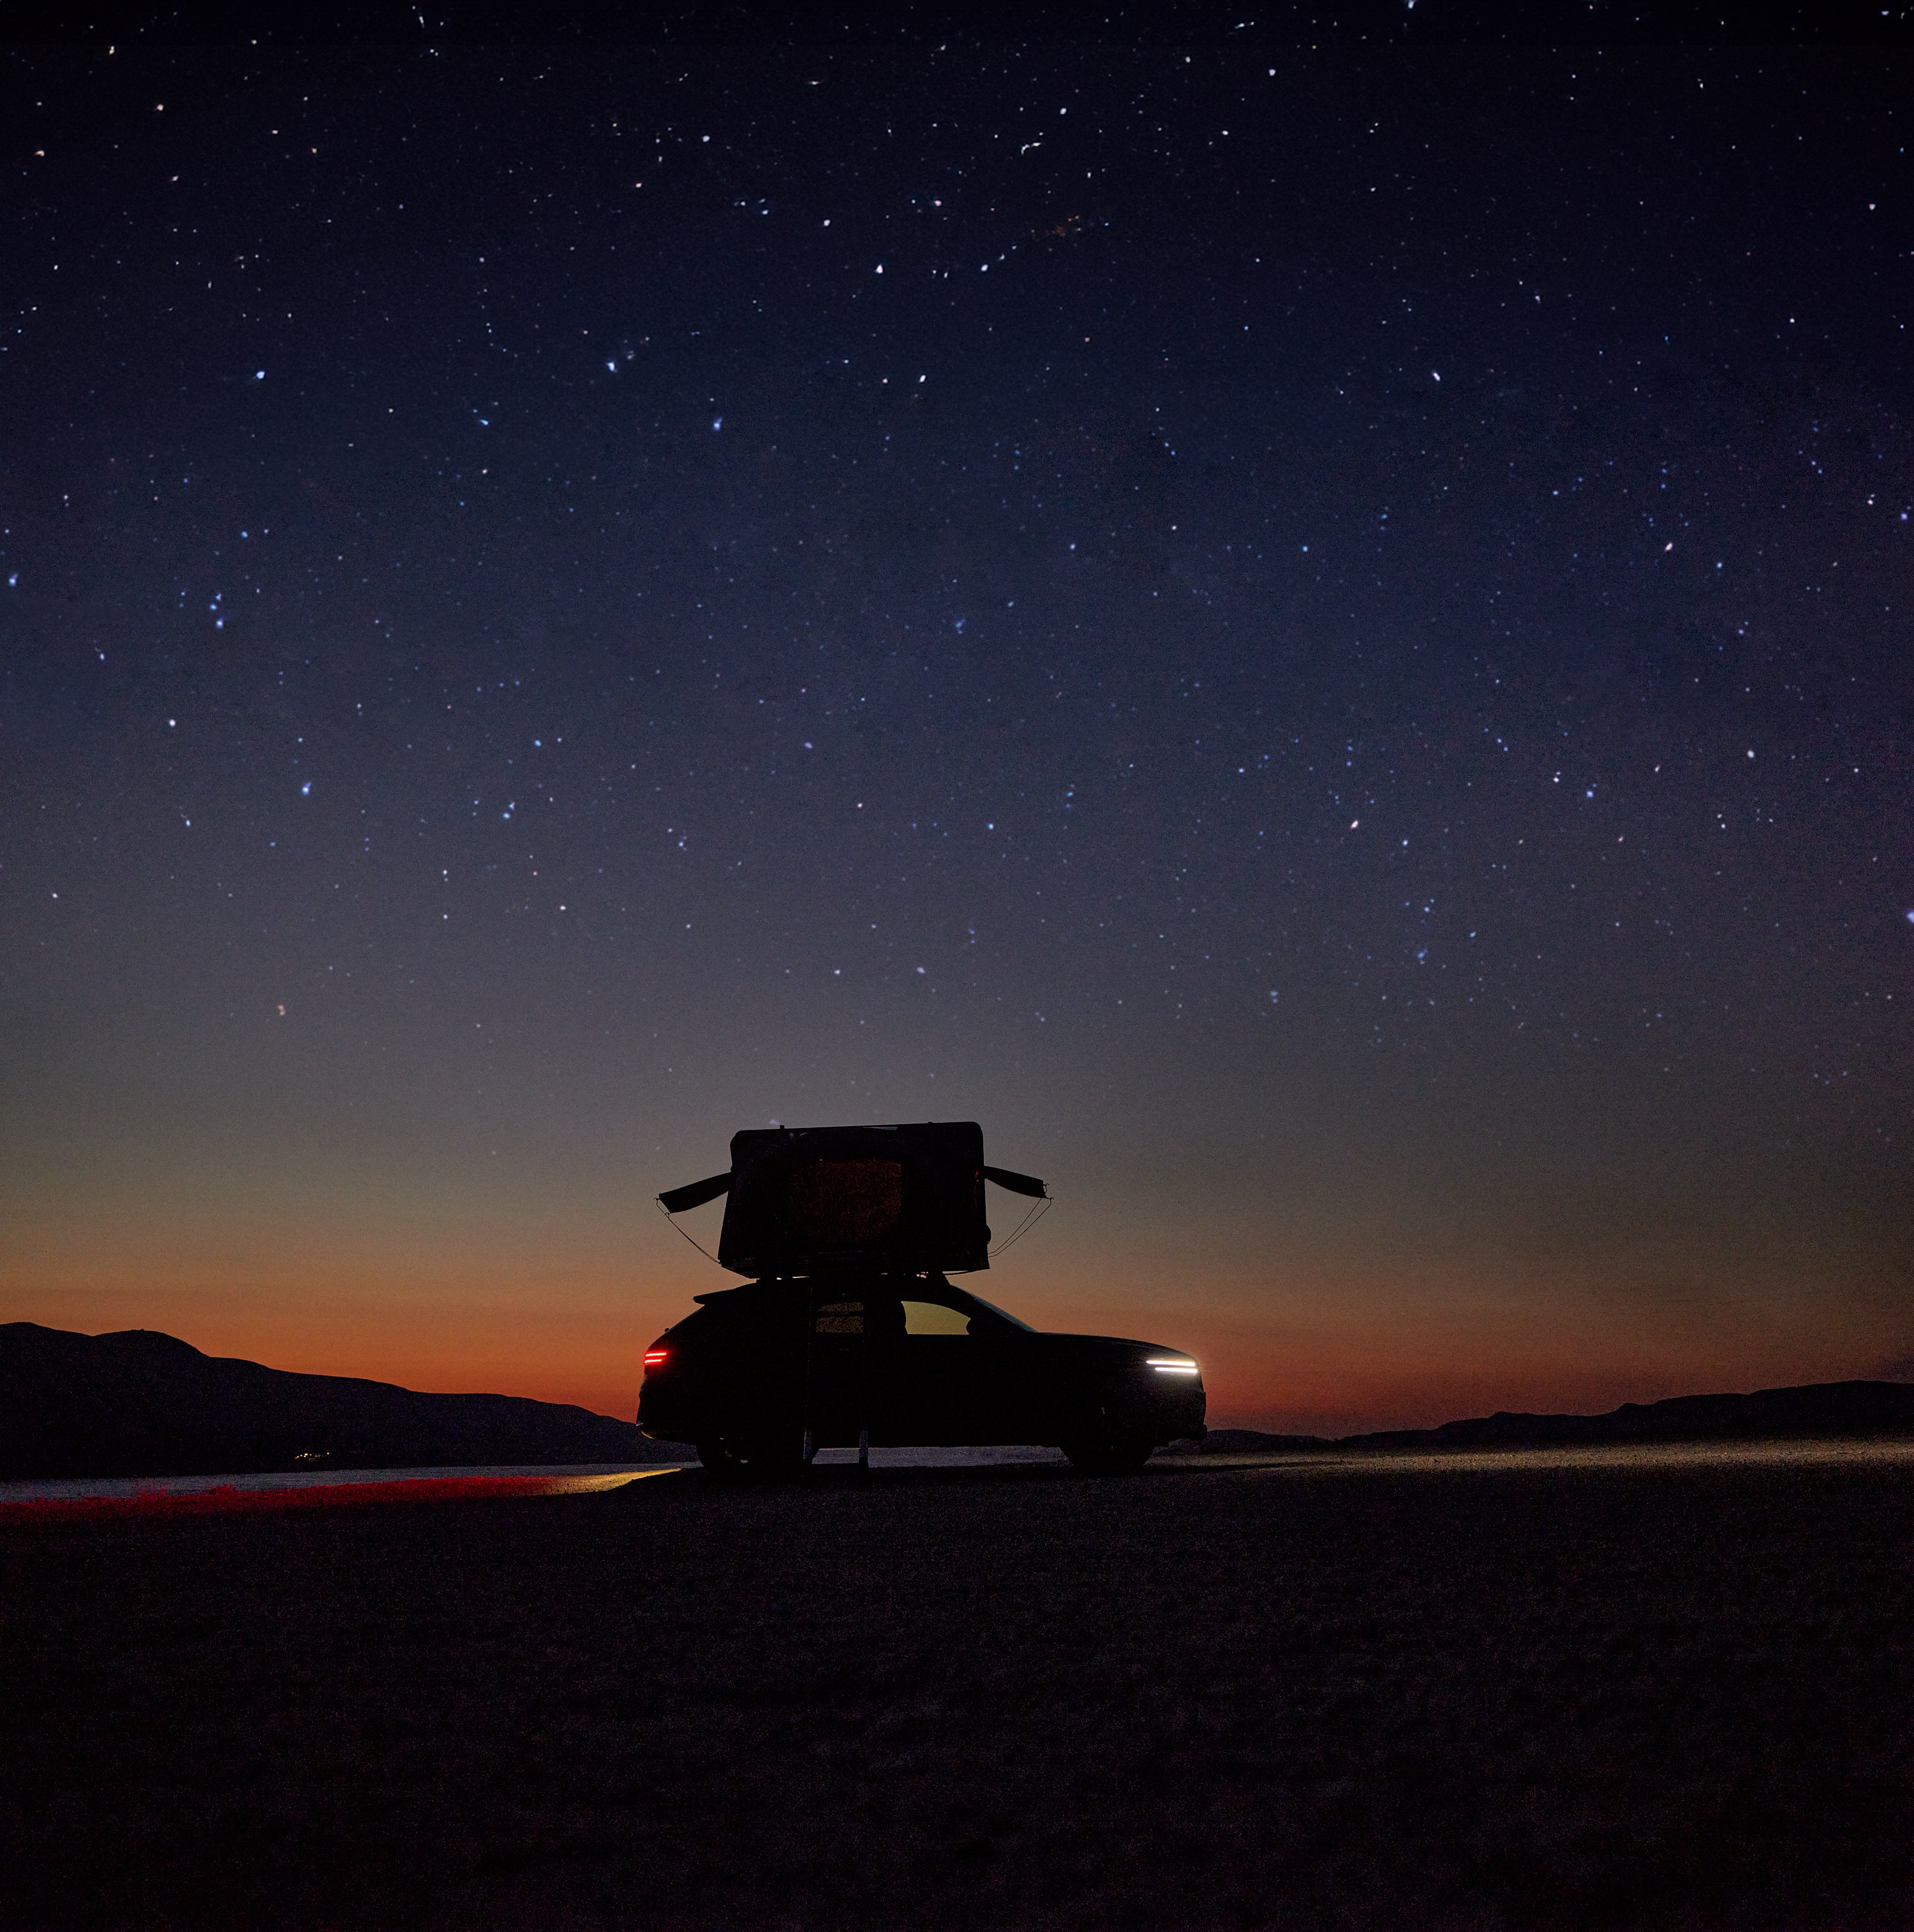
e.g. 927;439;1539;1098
698;1432;803;1479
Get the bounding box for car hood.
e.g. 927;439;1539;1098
1030;1332;1199;1366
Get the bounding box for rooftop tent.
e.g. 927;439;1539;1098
658;1122;1046;1277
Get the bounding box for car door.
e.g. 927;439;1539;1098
887;1291;1032;1445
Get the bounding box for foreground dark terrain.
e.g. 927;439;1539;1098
3;1450;1910;1930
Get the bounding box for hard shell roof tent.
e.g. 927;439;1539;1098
658;1121;1046;1278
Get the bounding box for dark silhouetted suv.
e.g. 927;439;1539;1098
643;1122;1205;1474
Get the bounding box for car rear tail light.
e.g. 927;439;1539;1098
642;1348;670;1369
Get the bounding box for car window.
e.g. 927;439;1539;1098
901;1299;971;1335
961;1290;1034;1332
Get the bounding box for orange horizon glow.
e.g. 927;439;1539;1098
7;1221;1907;1438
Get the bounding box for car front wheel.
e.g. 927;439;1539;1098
1061;1432;1154;1475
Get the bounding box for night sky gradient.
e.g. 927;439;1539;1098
4;13;1910;1432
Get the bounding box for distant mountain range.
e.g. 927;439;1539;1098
0;1324;690;1480
7;1323;1911;1480
1202;1380;1914;1455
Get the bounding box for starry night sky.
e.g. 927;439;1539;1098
4;13;1910;1431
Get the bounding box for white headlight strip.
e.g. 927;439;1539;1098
1146;1358;1199;1374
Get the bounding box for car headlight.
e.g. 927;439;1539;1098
1146;1357;1200;1376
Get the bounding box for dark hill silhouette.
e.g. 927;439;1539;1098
0;1323;688;1480
1201;1379;1914;1454
11;1324;1908;1480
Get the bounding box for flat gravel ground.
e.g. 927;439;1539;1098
3;1449;1910;1931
